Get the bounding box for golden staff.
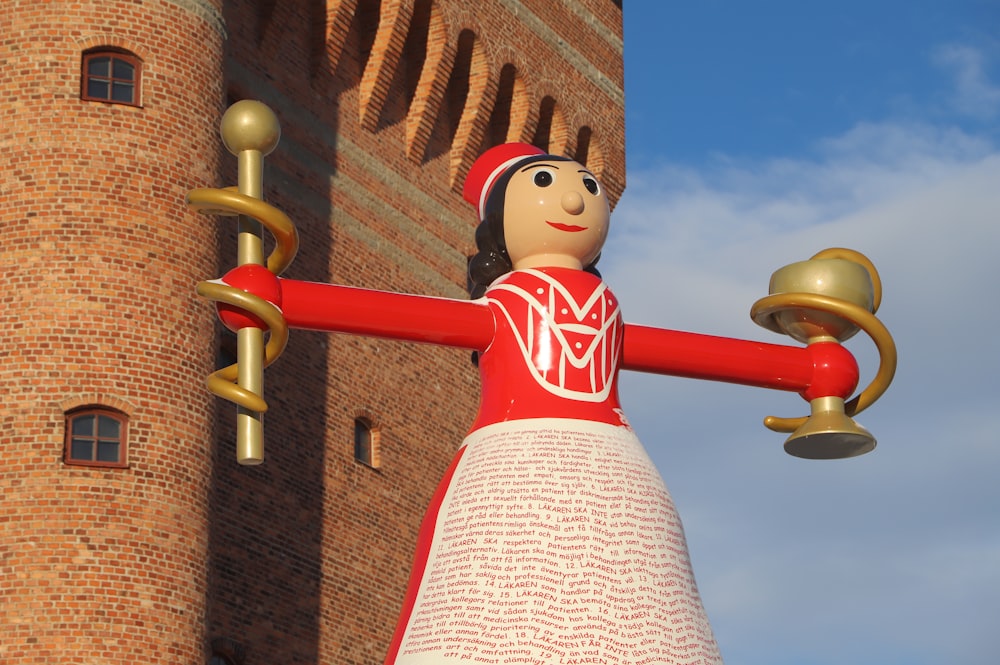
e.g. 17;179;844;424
187;101;298;464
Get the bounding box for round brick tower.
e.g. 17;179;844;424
0;1;225;663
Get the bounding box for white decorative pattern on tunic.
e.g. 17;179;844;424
488;268;621;403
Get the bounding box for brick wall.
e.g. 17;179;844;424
0;1;226;663
1;0;624;663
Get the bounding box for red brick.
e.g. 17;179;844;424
1;1;624;663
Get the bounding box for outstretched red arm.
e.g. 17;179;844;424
622;323;859;400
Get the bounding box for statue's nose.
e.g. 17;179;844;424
561;190;584;215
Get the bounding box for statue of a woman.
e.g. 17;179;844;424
221;143;731;663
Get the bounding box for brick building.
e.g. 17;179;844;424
0;0;624;663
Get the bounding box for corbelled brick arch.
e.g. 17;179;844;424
354;0;433;133
307;0;331;77
463;40;541;165
316;0;361;78
421;28;475;164
574;125;608;180
404;1;455;162
483;62;536;149
253;0;327;75
255;0;278;43
532;93;573;157
446;30;494;188
359;0;414;131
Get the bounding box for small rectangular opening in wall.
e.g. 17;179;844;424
353;417;380;468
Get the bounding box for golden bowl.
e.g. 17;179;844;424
755;257;874;344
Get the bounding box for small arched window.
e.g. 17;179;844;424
81;49;142;107
64;407;129;468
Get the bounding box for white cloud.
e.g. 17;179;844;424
606;119;999;329
602;119;1000;665
933;44;1000;119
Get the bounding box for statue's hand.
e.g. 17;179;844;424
215;264;283;332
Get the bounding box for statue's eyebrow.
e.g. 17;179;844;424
519;162;561;172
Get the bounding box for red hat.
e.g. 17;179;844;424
463;142;546;219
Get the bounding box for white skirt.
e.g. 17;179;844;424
392;418;723;665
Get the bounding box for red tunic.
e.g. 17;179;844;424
385;269;723;665
472;268;627;429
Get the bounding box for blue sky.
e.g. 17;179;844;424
603;2;1000;664
624;0;1000;168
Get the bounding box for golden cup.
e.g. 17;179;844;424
752;249;886;459
757;257;874;344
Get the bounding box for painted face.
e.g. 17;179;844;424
502;159;611;270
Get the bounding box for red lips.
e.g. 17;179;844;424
546;221;587;232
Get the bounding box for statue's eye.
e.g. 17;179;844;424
532;168;556;187
582;175;600;196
